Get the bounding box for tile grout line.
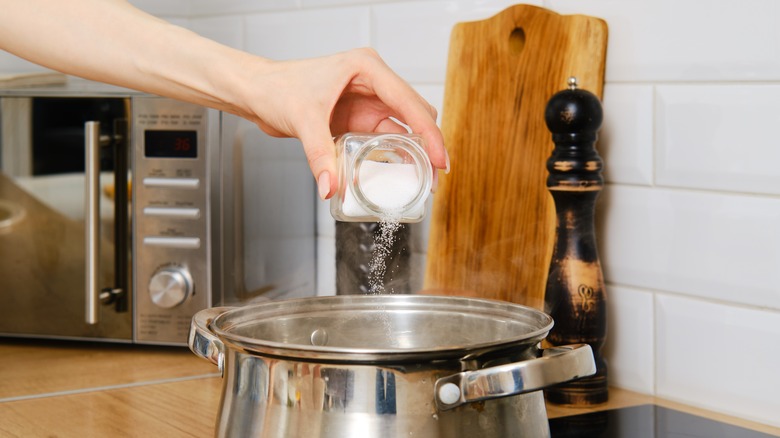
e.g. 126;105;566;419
605;280;780;314
0;373;221;403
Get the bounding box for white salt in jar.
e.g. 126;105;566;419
330;133;432;223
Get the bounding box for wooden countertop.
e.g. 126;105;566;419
1;339;778;437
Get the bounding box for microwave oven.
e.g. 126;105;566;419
0;78;317;345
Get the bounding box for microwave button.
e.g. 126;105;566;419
143;207;200;219
148;266;193;309
143;236;201;249
142;177;200;189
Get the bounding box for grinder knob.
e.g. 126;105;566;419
545;76;603;135
149;266;193;308
544;76;604;189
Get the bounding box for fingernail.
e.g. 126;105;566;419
444;149;451;174
318;171;331;200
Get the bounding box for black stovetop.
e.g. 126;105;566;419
549;404;776;438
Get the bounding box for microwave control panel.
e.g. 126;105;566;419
132;97;218;345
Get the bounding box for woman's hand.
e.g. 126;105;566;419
232;48;448;199
0;1;447;200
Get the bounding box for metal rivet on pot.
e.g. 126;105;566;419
438;382;461;405
310;328;328;346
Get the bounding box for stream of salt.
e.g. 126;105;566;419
367;213;403;295
338;160;426;345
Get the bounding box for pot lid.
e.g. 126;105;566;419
209;294;553;362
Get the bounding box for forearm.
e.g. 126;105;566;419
0;0;447;197
0;0;259;117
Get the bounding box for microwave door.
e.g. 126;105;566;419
0;97;132;341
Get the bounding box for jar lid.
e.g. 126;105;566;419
209;294;553;362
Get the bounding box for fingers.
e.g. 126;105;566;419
297;118;338;200
257;48;448;202
352;50;449;172
375;117;449;182
416;119;449;174
374;117;411;134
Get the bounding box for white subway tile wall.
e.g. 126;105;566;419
656;294;780;426
373;1;543;82
232;122;318;297
602;285;654;395
600;185;780;311
1;0;778;428
317;236;337;296
189;0;300;16
548;0;780;82
599;84;654;186
245;8;371;60
127;0;192;17
317;199;337;239
0;52;47;74
372;2;450;83
656;84;780;195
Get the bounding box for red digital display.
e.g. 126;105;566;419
144;130;197;158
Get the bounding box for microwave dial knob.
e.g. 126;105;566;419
148;267;193;308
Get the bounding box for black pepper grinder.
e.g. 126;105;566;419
543;77;608;405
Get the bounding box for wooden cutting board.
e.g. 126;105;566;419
423;5;608;310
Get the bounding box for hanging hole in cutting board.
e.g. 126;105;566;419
508;27;526;54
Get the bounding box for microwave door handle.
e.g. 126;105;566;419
111;118;129;313
85;121;100;325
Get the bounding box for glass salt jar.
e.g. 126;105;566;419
330;133;432;223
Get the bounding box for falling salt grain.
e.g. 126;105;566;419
368;213;402;294
338;161;419;295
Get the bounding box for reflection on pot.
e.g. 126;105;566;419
189;295;597;438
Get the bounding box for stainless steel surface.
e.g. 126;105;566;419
189;306;229;371
84;121;101;325
434;344;596;410
0;78;316;345
148;266;193;309
0;146;132;341
189;295;596;438
203;294;552;361
132;97;214;343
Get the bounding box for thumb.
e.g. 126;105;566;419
298;122;338;200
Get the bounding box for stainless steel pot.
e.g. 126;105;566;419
189;294;595;438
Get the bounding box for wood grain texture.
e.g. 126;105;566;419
0;377;222;438
0;339;216;400
424;5;608;309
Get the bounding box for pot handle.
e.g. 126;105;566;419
188;307;234;372
434;344;596;411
